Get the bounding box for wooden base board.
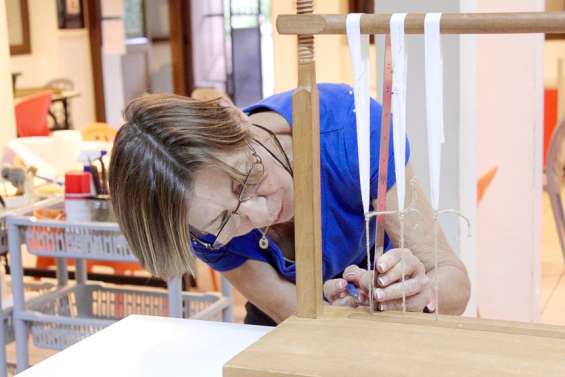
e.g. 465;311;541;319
224;306;565;377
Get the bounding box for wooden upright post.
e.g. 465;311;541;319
292;0;323;318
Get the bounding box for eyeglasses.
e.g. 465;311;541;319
190;142;264;250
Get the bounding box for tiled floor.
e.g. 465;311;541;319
5;192;565;374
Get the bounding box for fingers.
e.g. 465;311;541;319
331;295;359;308
343;265;374;298
323;275;361;308
342;265;364;285
377;290;430;312
375;250;424;287
374;275;429;303
376;248;419;274
323;278;348;301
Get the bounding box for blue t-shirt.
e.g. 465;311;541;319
192;83;410;282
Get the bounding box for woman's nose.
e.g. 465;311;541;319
238;197;271;228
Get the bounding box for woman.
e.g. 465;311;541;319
109;83;470;326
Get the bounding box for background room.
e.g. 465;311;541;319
1;0;565;375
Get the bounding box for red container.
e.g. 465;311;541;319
65;171;91;198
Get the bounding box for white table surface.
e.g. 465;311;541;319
17;315;273;377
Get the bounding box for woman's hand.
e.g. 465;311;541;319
323;248;433;312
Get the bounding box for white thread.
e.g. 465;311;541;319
425;12;444;320
425;13;444;212
390;13;408;212
390;13;408;313
346;13;371;213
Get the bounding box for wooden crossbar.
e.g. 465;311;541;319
278;12;565;35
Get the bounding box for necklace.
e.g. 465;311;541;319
251;123;293;250
259;226;270;249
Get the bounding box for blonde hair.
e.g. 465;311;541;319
109;94;252;279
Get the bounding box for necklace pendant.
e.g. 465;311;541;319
259;236;269;250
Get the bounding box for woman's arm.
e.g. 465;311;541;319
222;259;297;324
381;163;470;314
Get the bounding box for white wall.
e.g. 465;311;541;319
102;54;125;126
9;0;95;130
544;40;565;87
0;0;16;147
475;0;544;322
272;0;370;94
101;0;125;127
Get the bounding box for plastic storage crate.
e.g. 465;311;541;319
1;197;63;255
5;198;136;262
26;283;228;350
22;223;135;261
1;282;55;344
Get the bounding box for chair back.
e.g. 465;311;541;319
14;91;52;137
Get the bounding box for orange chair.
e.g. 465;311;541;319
14;91;53;137
81;122;118;142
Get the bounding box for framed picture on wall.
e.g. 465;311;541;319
57;0;85;29
547;0;565;39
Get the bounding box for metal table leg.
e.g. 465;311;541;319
55;258;68;287
74;259;87;285
221;275;233;322
167;277;183;318
0;264;7;377
8;223;29;372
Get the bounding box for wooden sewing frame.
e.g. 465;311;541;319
224;5;565;377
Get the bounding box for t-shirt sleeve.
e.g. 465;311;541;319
369;98;411;200
243;89;294;125
192;242;249;272
192;232;248;272
191;232;273;272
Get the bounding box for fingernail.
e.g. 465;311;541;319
377;276;387;286
374;289;384;301
344;272;356;279
339;292;347;299
378;263;386;272
338;280;347;289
